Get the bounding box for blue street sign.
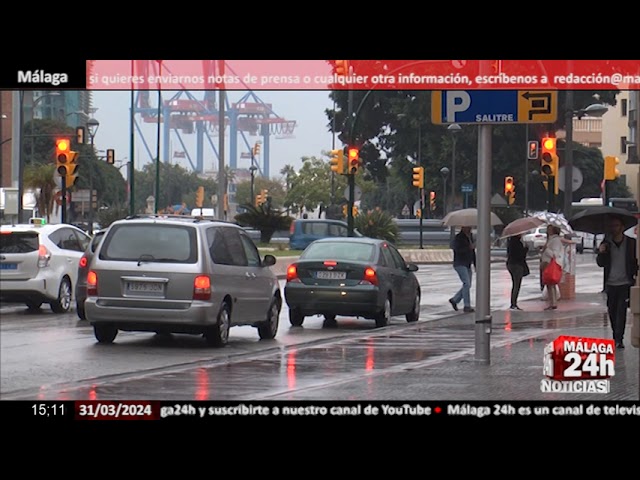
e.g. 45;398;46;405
461;183;473;193
431;90;557;125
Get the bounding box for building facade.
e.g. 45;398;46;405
1;90;12;188
601;91;636;198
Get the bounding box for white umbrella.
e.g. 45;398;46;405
534;211;573;234
442;208;503;227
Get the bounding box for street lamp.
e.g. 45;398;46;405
563;100;609;215
86;117;100;235
440;167;450;217
447;123;461;212
249;165;258;204
19;91;61;222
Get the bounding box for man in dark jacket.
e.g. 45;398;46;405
596;216;638;349
449;226;476;313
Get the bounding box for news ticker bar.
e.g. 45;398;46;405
0;60;639;90
13;401;640;421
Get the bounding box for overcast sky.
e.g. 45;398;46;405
91;90;335;179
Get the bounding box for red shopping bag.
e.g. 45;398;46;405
542;258;562;285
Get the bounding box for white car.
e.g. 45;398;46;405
0;220;91;313
522;227;547;251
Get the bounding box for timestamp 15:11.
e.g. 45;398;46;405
32;403;67;417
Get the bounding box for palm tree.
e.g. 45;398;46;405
23;163;56;222
280;164;296;214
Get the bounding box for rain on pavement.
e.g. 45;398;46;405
0;254;614;400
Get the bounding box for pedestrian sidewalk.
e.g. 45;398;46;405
276;293;639;401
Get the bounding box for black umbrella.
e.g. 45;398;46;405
568;206;638;235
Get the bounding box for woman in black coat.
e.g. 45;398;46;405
506;234;529;310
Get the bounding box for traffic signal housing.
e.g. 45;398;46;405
106;149;115;165
540;137;559;194
604;156;620;181
330;148;345;174
55;138;79;187
195;186;204;208
334;60;350;76
412;166;424;189
429;191;436;211
253;142;261;157
504;176;515;205
348;147;359;174
76;126;85;145
528;140;539;160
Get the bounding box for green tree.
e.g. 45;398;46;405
285;156;348;213
235;177;286;208
354;208;399;244
23;163;56;222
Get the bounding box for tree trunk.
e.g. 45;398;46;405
260;228;275;244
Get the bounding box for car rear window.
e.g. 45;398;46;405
301;241;376;262
99;224;198;263
0;232;39;253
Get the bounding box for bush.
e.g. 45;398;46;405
354;208;399;244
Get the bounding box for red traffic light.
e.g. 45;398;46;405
348;147;359;161
504;176;514;192
56;139;70;152
542;138;555;151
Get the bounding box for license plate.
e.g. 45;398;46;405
126;282;164;293
315;271;346;280
0;263;17;270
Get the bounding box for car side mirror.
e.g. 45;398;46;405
406;263;419;272
263;254;276;267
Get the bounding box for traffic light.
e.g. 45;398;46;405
76;126;85;145
342;204;348;217
604;156;620;181
528;140;539;160
255;193;263;207
334;60;350;76
540;136;559;194
504;176;515;205
253;142;261;156
429;191;436;211
195;186;204;208
55;138;79;187
348;147;359;174
415;208;421;219
412;166;424;189
330;148;345;175
106;149;115;165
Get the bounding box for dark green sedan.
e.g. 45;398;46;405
284;237;421;328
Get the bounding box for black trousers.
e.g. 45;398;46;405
605;284;631;343
507;264;525;307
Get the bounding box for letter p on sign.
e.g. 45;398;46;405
445;91;471;123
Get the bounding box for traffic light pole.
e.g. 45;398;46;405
419;188;424;249
547;175;556;213
60;175;67;224
347;173;355;236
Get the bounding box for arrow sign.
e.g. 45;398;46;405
521;91;552;120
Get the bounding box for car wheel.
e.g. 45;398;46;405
50;277;72;314
94;324;118;344
406;291;420;323
204;302;231;347
76;301;86;320
375;296;392;328
26;300;42;311
289;308;305;327
258;298;280;340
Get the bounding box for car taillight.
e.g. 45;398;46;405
79;255;88;268
87;270;98;296
38;244;51;268
286;264;300;283
359;267;378;286
289;221;296;235
193;275;211;300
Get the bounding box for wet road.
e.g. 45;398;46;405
0;255;608;400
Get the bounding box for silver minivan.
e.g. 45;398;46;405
84;216;281;346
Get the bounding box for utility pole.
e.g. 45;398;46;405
218;89;226;220
347;90;355;236
524;124;529;216
129;60;136;216
563;88;575;215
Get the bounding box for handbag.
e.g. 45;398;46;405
542;258;562;285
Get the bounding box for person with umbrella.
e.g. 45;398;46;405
506;234;529;310
448;226;476;313
540;225;564;310
595;215;638;349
